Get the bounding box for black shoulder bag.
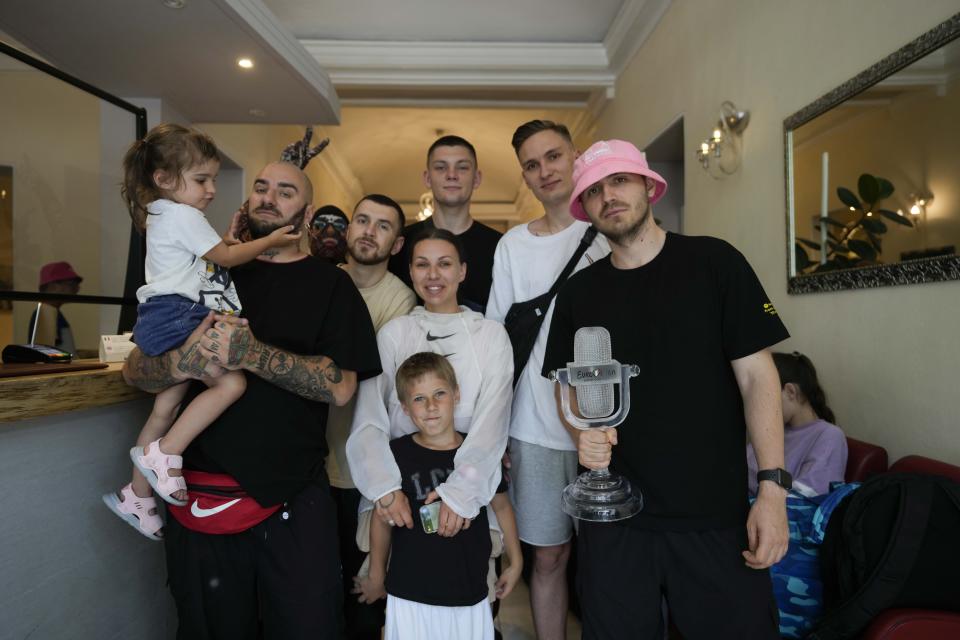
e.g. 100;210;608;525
503;225;598;386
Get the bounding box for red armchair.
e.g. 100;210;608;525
844;437;888;482
857;454;960;640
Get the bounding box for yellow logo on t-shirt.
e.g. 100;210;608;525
763;302;778;316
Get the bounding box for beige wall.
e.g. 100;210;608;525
196;123;363;214
594;1;960;464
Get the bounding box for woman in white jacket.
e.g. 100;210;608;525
347;228;513;534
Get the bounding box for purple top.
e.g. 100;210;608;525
746;419;848;496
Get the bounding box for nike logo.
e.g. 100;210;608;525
190;498;241;518
426;332;454;341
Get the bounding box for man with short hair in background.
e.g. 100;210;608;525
327;192;416;639
487;120;609;640
388;135;501;313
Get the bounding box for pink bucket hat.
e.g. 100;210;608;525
39;261;83;287
569;139;668;221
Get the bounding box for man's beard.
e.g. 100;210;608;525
347;238;392;266
247;203;307;239
599;202;651;247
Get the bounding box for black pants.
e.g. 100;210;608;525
165;481;343;640
330;486;385;640
577;522;779;640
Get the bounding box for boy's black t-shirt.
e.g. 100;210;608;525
387;218;502;313
180;257;381;506
385;433;502;607
542;233;789;532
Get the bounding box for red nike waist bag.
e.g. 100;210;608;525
167;470;281;534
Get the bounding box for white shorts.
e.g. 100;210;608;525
385;594;494;640
508;437;579;546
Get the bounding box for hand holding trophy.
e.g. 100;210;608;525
549;326;642;522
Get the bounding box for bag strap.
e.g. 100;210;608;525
545;225;598;301
809;474;934;640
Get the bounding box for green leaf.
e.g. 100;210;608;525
848;238;877;261
861;218;888;234
877;177;895;199
866;232;882;253
822;217;848;230
798;237;825;251
858;174;880;206
837;186;862;211
877;209;914;227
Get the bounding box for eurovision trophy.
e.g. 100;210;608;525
549;326;642;522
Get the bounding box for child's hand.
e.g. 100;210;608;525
351;575;386;604
266;224;302;247
495;562;522;600
425;490;471;537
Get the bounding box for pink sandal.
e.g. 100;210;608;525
102;484;164;541
130;439;188;506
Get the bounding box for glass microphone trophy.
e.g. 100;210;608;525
549;326;642;522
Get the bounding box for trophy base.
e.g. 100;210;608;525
561;469;643;522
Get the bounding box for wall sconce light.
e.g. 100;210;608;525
695;101;750;179
908;192;932;217
417;191;434;221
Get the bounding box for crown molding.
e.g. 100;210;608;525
604;0;672;75
220;0;340;118
303;40;608;70
340;97;590;109
303;39;615;92
299;1;669;106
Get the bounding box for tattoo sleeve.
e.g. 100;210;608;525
240;337;342;403
123;343;208;393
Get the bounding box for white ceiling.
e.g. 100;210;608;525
0;0;339;124
266;0;625;42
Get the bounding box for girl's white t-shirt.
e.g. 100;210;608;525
135;199;242;314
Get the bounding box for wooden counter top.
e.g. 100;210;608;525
0;361;147;423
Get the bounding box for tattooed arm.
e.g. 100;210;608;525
122;312;225;392
198;315;357;406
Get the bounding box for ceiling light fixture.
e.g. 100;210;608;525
162;0;186;9
249;108;266;118
237;58;254;69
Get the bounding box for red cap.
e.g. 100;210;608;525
39;261;83;287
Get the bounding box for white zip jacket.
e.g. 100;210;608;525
346;306;513;519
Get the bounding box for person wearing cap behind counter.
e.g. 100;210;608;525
541;139;791;639
27;261;82;355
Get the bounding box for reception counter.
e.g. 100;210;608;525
0;373;174;638
0;361;146;422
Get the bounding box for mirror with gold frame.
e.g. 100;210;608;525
785;14;960;294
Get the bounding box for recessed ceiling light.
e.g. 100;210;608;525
237;58;254;69
249;108;266;118
163;0;186;9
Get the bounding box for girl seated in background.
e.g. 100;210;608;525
748;351;848;496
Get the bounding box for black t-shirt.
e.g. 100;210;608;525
180;257;381;506
387;218;502;313
385;433;501;607
542;233;789;531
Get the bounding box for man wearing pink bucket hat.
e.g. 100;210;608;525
542;139;789;638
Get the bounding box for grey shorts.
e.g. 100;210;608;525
507;437;579;547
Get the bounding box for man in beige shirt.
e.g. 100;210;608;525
327;193;416;639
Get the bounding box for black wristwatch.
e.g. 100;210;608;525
757;468;793;491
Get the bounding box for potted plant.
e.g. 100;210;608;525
796;173;913;273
